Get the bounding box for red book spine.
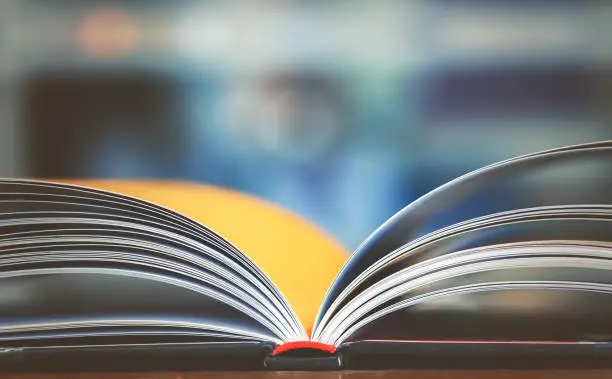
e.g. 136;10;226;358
271;341;337;356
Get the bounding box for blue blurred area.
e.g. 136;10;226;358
2;1;612;249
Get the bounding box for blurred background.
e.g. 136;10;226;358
1;0;612;250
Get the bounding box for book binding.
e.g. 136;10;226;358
264;341;341;371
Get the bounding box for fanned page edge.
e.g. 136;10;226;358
311;140;612;342
56;178;349;337
0;178;308;343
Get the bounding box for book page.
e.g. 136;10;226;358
0;179;307;346
62;179;349;336
314;141;612;340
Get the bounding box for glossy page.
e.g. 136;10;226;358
314;141;612;342
0;180;306;348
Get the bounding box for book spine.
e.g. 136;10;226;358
271;341;337;356
264;341;341;370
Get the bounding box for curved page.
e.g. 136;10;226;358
322;243;612;343
314;206;612;332
337;283;612;344
0;179;307;346
315;141;612;330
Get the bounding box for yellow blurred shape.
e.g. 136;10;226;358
59;179;349;335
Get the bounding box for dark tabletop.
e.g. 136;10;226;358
5;371;612;379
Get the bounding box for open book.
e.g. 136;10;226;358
2;140;612;370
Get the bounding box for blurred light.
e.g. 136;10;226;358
175;2;422;73
7;0;612;249
221;76;343;163
434;6;587;61
76;7;140;58
176;8;236;61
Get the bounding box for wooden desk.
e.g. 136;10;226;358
4;371;612;379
